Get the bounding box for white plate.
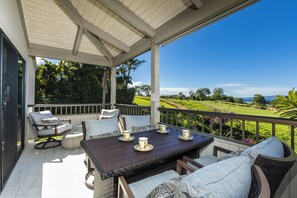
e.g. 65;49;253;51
118;136;135;142
178;135;194;141
134;144;154;152
156;130;169;134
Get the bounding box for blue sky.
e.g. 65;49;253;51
131;0;297;97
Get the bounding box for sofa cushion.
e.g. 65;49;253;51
123;115;150;131
128;170;179;198
240;137;284;162
29;111;53;130
38;123;72;136
176;156;252;198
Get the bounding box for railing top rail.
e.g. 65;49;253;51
158;107;297;126
32;103;111;107
115;104;151;108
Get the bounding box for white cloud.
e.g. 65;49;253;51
128;81;143;88
160;87;193;96
36;57;44;65
211;83;251;87
225;86;290;97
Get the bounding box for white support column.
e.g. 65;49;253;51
151;42;160;125
110;65;116;109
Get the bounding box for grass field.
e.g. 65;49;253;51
133;96;296;151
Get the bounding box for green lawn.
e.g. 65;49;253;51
133;96;175;108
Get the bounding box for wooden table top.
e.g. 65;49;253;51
81;128;213;180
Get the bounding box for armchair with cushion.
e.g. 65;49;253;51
81;116;120;193
118;156;270;198
183;136;296;197
28;110;72;149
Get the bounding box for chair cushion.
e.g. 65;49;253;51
89;130;121;139
131;124;156;133
84;117;119;140
100;109;119;117
218;151;242;161
188;155;219;170
29;111;53;130
129;170;179;198
123;115;150;131
176;156;252;198
42;117;60;124
38;123;72;136
240;137;284;162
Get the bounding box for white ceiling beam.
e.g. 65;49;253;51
191;0;203;9
73;26;83;55
84;30;113;61
114;0;258;66
29;44;110;66
99;0;155;38
54;0;130;53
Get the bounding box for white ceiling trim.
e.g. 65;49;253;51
73;26;83;55
29;43;110;66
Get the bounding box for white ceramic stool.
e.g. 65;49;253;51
61;132;83;149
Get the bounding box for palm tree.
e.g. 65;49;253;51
125;58;146;78
272;88;297;119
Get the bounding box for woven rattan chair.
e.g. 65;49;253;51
118;158;270;198
254;142;296;197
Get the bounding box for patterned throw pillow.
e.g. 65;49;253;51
131;124;157;133
218;151;242;161
42;117;60;124
89;130;121;140
147;176;184;198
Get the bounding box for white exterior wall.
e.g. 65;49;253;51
0;0;35;141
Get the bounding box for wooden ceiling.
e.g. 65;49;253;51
19;0;258;66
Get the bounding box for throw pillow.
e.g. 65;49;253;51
42;117;60;124
89;130;121;140
218;151;242;161
147;176;184;198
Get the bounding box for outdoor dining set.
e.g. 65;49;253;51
28;109;296;198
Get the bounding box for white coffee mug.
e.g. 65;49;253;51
138;137;148;149
182;130;191;139
123;130;131;140
159;124;166;132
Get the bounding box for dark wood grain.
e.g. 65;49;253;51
81;128;213;180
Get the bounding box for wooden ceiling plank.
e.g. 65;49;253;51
191;0;203;9
99;0;155;38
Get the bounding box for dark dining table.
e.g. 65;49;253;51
81;127;214;182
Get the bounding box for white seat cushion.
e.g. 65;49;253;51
29;111;53;130
129;170;179;198
38;123;72;136
176;156;253;198
123;115;150;131
241;137;284;162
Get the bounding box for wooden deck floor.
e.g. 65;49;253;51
0;142;93;198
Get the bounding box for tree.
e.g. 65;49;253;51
212;88;224;100
195;88;211;101
189;90;195;100
272;88;297;118
235;98;244;103
225;96;235;102
117;58;146;86
253;94;267;109
140;84;151;96
178;92;186;100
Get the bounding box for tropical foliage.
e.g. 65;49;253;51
272;88;297;118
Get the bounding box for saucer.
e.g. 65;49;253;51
157;130;169;134
118;136;135;142
178;135;194;141
134;144;154;152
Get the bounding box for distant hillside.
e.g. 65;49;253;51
243;95;281;103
